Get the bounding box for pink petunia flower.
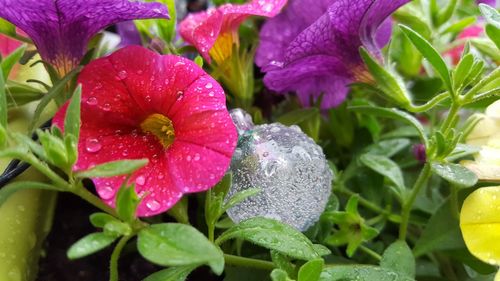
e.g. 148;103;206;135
179;0;287;64
0;33;21;57
53;46;238;216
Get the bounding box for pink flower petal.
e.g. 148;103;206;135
179;0;287;61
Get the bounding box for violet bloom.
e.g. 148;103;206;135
116;21;143;47
477;0;497;7
0;0;169;74
256;0;410;109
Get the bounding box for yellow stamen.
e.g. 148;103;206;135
140;113;175;148
209;31;236;65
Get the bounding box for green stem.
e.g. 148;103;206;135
407;92;449;113
359;245;382;261
223;254;275;271
463;87;500;104
73;183;117;216
21;154;69;188
109;235;133;281
337;188;401;223
440;103;460;136
399;163;432;240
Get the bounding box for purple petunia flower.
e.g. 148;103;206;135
256;0;410;109
0;0;169;74
116;21;143;47
477;0;497;7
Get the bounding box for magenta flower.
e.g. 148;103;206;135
179;0;287;64
256;0;410;109
53;46;238;217
0;0;169;74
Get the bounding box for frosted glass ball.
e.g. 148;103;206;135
226;109;333;231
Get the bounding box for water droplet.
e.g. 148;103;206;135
205;83;213;89
146;199;161;211
262;3;274;12
122;150;129;156
115;70;128;80
17;205;25;212
186;155;192;162
208;91;215;97
100;185;115;200
136;69;143;75
176;91;184;100
164;78;169;85
145;95;152;102
194;153;200;161
135;175;146;186
102;103;111;111
85;138;102;153
86;97;98;105
157;173;164;180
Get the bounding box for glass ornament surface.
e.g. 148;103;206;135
226;109;333;231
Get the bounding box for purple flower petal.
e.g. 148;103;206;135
117;21;142;47
0;0;169;72
256;0;410;109
477;0;497;7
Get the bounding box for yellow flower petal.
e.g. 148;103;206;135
460;186;500;265
486;100;500;119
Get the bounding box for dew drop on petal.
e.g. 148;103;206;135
208;91;215;97
102;103;111;111
157;173;164;180
176;91;184;101
135;175;146;186
86;97;98;105
115;70;128;80
122;150;129;156
205;82;213;89
194;153;200;161
100;184;115;200
145;95;152;102
146;199;161;211
85;138;102;153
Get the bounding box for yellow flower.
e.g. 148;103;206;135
462;100;500;182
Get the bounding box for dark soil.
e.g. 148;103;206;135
36;191;220;281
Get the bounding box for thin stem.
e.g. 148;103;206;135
399;163;432;240
223;254;275;271
337;188;402;223
440;103;460;136
22;154;69;188
463;87;500;104
109;235;134;281
73;183;117;216
407;92;449;113
359;245;382;261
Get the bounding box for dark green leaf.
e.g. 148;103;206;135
399;25;452;93
365;139;410;158
413;200;466;257
115;184;140;222
77;159;148;178
453;53;474;92
271;251;296;278
0;181;63;207
37;129;69;167
167;197;190;224
298;259;324;281
5;80;44;107
360;154;405;193
216;217;321;260
67;232;117;259
349;106;428;147
143;266;196;281
380;241;415;278
431;162;478;188
222;188;260;214
64;85;81;141
137;223;224;275
89;212;118;228
319;265;414;281
1;44;26;79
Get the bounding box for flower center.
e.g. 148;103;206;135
209;31;237;65
140;113;175;148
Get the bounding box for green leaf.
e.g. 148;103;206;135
442;16;476;35
399;25;452;93
453;53;474;92
380;241;415;278
216;217;321;260
360;154;405;193
271;251;296;278
89;212;118;228
312;244;331;257
64;85;81;141
0;18;16;36
0;67;5;128
1;44;26;79
163;0;177;42
30;67;80;132
359;47;411;107
143;266;196;281
115;183;141;222
76;159;148;178
480;4;500;29
271;269;291;281
0;181;63;207
485;24;500;50
349;106;428;148
431;162;478;188
365;139;411;158
103;220;132;236
67;232;118;259
413;199;465;257
5;80;44;107
319;265;414;281
298;259;324;281
137;223;224;275
222;188;260;214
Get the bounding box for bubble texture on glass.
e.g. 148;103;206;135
226;112;332;231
